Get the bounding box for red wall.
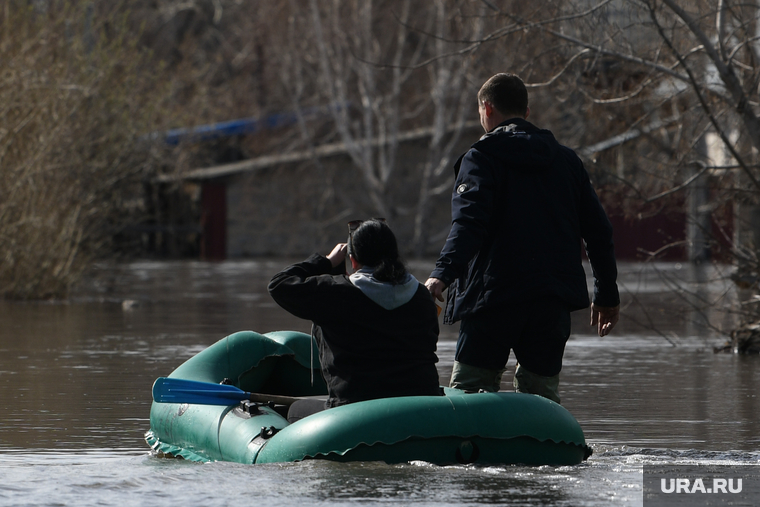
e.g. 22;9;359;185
201;182;227;260
602;192;733;262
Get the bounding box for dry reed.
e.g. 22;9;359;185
0;2;173;298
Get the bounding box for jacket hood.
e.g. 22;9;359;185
472;118;560;173
349;267;420;310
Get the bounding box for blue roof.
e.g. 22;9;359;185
148;103;346;145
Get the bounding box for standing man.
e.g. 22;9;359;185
425;73;620;404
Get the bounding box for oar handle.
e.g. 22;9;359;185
247;392;307;406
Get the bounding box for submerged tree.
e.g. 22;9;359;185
0;2;175;298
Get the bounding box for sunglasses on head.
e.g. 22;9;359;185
347;218;386;234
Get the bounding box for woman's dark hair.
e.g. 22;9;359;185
349;219;408;284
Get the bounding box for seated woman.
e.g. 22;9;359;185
268;218;442;422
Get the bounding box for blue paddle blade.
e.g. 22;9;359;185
152;377;249;405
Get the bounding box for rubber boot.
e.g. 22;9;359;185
449;361;506;392
513;363;561;404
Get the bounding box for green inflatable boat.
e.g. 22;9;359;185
145;330;593;465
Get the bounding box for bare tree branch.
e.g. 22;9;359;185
650;0;760;191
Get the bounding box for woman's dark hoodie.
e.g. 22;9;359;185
269;254;441;408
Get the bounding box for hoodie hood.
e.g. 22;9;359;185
469;118;560;174
349;267;420;310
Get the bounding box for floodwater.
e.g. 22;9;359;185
0;259;758;506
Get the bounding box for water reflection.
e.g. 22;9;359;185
613;261;737;344
305;461;572;505
561;336;760;451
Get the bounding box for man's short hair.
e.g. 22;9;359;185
478;73;528;118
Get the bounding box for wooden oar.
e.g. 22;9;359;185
152;377;307;406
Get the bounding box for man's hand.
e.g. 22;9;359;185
425;277;446;302
326;243;348;268
590;303;620;337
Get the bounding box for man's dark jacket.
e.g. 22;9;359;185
430;118;620;324
269;254;441;407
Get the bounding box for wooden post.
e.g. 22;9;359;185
687;137;711;263
200;182;227;261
